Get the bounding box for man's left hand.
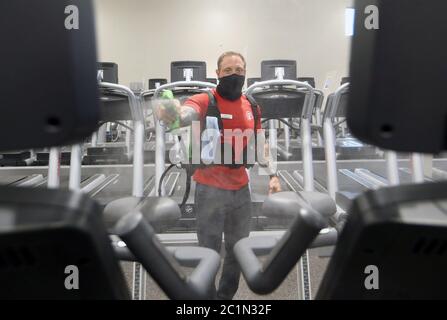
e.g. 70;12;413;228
269;176;282;195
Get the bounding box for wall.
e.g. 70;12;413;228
94;0;353;91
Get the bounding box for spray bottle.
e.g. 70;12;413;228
160;89;180;131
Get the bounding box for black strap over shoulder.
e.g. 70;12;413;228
205;91;224;131
246;94;260;131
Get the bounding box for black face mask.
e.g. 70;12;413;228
217;74;245;101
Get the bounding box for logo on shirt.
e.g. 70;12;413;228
246;111;254;121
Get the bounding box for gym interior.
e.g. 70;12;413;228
0;0;446;301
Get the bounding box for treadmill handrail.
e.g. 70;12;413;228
100;82;145;123
313;89;325;114
325;82;349;120
245;79;315;119
310;89;325;126
142;81;217;100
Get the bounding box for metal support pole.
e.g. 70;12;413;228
411;153;425;183
47;147;61;189
69;144;83;191
323;118;338;200
133;120;145;197
97;123;107;144
91;132;98;147
301;118;314;191
126;122;132;158
284;120;290;153
423;154;433;179
385;151;400;186
269;119;277;158
155;121;166;196
315;108;323;147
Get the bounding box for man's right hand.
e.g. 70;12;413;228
155;99;181;126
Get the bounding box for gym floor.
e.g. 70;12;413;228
120;248;331;300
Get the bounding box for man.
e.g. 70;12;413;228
157;51;281;300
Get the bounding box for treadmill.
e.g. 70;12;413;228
323;85;379;160
144;61;211;164
84;80;148;207
141;61;217;232
84;62;133;165
254;60;326;162
0;150;36;166
311;83;447;212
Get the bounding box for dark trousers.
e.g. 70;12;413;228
194;183;252;300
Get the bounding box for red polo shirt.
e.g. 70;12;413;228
185;89;262;190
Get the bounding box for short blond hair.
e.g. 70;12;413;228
217;51;246;70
